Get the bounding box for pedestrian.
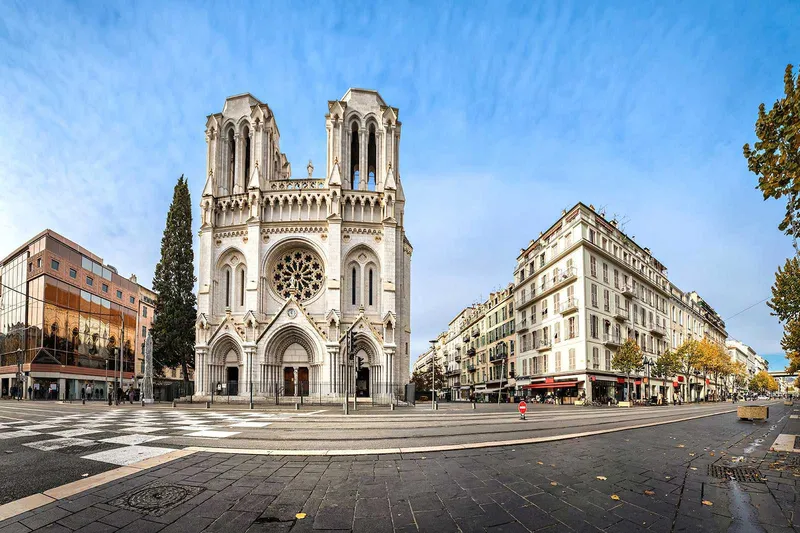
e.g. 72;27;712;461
27;386;32;400
128;388;134;404
81;387;85;401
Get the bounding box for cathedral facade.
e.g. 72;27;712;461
194;89;411;403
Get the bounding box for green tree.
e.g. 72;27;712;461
743;64;800;247
612;338;643;402
151;176;197;390
409;361;445;395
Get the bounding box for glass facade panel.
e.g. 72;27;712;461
0;252;28;366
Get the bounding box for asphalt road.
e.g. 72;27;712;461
1;399;796;532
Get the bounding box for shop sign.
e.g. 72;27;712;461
589;376;596;382
634;379;642;385
672;381;679;387
677;376;684;382
617;377;625;384
545;377;554;384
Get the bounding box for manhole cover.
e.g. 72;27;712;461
109;482;204;516
708;465;764;483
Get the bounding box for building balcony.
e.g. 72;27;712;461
516;290;536;310
552;267;577;289
467;364;476;372
517;320;529;333
472;329;480;338
462;333;470;342
613;306;629;321
603;333;622;347
536;339;552;351
446;369;461;377
621;284;636;298
467;347;476;356
490;353;507;364
454;354;461;362
558;297;579;315
649;322;666;336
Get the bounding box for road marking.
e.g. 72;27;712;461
230;422;272;428
24;438;96;451
99;434;168;445
184;430;240;438
81;445;179;466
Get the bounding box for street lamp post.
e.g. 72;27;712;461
642;357;652;404
16;348;23;401
429;340;437;411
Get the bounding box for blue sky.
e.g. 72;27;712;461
1;0;798;370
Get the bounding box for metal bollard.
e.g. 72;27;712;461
295;403;300;410
390;403;395;411
172;399;176;408
82;399;86;405
141;400;145;407
206;401;210;409
472;402;476;410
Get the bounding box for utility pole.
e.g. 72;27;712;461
498;353;504;405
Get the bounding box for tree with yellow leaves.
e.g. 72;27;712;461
731;360;749;394
749;370;779;394
676;339;702;402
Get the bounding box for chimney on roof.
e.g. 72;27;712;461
644;247;651;255
130;274;137;284
589;204;595;211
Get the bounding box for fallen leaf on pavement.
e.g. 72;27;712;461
611;494;620;500
709;452;715;456
677;444;685;448
702;500;713;506
537;461;543;465
81;473;89;478
550;481;558;486
596;476;607;481
665;476;672;480
644;490;655;496
296;513;306;519
690;467;698;471
689;453;695;457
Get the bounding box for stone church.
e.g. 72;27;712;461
194;89;411;403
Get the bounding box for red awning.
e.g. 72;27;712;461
524;381;579;390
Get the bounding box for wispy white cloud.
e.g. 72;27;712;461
0;0;797;368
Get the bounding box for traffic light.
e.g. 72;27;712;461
356;356;363;371
347;329;355;360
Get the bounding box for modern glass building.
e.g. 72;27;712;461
0;230;140;400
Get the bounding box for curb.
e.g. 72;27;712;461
0;449;195;522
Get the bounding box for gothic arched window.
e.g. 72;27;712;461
368;269;373;306
350;122;360;189
225;269;231;308
227;129;236;193
367;124;376;191
239;268;245;307
243;126;251;187
351;267;357;305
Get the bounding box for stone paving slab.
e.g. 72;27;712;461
0;404;798;532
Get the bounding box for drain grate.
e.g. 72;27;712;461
109;482;205;516
708;465;764;483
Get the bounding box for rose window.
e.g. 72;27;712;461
271;249;325;301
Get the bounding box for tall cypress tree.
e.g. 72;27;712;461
152;175;197;389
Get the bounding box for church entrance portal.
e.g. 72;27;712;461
226;366;239;396
356;367;370;398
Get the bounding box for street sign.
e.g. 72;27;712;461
518;400;527;419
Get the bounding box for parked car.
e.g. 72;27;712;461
757;394;769;400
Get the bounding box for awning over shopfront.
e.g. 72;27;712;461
524;381;579;389
475;388;501;394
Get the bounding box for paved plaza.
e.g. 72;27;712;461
0;400;797;532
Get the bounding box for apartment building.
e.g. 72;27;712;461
513;202;728;404
726;339;767;378
430;285;516;402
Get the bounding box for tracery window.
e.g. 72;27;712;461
270;249;324;301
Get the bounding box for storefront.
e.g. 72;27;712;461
523;378;580;404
